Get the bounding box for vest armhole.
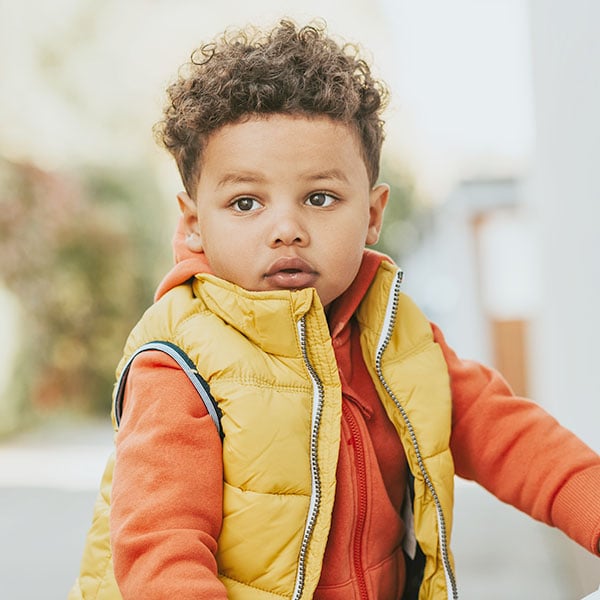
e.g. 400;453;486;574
113;340;224;440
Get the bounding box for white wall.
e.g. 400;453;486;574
527;0;600;453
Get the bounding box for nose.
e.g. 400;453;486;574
269;206;308;247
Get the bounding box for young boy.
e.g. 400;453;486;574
70;19;600;600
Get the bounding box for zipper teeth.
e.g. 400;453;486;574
375;270;458;600
293;316;325;600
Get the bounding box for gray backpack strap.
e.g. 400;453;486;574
113;341;223;440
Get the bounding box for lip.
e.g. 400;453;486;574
264;257;318;290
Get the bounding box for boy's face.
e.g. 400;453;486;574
179;114;388;309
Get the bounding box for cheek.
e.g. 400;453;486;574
326;238;365;285
204;237;258;286
330;220;368;275
328;219;369;256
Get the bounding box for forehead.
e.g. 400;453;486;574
198;114;369;188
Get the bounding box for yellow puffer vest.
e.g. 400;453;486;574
69;262;457;600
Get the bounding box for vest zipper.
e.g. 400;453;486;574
342;402;369;600
374;270;459;600
293;316;325;600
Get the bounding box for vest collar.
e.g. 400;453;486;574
191;273;321;357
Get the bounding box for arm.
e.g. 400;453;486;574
110;350;228;599
431;323;600;556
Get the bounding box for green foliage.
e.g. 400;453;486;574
0;159;171;421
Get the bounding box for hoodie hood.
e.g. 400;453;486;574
154;218;213;301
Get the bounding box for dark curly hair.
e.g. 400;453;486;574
154;19;389;197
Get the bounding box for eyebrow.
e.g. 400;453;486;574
301;169;350;184
214;168;350;189
215;172;267;188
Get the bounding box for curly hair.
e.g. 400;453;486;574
154;19;389;197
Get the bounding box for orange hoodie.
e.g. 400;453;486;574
111;221;600;600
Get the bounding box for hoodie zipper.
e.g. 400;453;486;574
342;402;369;599
292;316;325;600
374;270;459;600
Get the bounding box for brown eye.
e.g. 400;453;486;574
306;192;335;207
233;197;260;211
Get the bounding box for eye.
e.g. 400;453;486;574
306;192;336;207
232;197;261;212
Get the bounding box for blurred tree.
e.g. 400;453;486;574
0;158;171;426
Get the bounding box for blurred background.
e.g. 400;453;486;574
1;0;599;598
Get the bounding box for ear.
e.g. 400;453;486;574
366;183;389;245
177;191;204;252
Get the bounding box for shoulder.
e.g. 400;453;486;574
116;281;209;374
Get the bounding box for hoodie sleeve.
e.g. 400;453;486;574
431;323;600;556
110;350;228;599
